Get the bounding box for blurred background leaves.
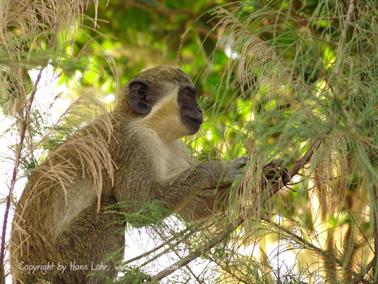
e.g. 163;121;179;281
1;0;377;283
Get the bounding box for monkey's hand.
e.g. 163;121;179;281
262;159;290;187
219;157;249;187
199;157;248;190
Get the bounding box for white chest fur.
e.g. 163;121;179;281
141;128;191;180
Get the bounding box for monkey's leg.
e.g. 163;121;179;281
54;203;125;283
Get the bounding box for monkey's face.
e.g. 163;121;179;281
126;66;203;141
177;84;203;134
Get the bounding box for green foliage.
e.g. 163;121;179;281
114;266;154;284
108;201;171;228
1;0;378;283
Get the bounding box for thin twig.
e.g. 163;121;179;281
263;218;371;284
352;256;376;284
372;185;378;281
342;192;377;283
149;140;321;282
208;254;250;284
155;230;204;284
140;229;196;268
371;186;378;282
345;0;356;25
124;228;190;266
0;66;45;283
334;0;356;75
149;222;236;282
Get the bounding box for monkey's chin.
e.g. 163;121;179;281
184;123;201;136
182;116;202;135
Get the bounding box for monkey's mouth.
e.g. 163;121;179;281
182;114;203;133
187;116;202;125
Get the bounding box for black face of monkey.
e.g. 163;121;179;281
127;66;203;136
177;85;203;133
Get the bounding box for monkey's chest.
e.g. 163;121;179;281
153;144;190;180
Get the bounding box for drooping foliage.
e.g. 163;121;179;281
0;0;377;283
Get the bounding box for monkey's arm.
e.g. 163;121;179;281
177;160;290;222
113;148;246;214
153;158;247;209
112;131;246;221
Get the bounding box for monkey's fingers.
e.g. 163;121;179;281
262;160;289;186
217;157;248;187
233;157;249;168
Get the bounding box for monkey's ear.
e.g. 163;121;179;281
127;80;154;114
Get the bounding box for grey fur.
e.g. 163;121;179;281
10;66;246;283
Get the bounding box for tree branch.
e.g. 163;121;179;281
124;228;191;267
358;184;378;283
149;140;321;282
263;218;370;284
0;66;45;283
334;0;356;75
372;185;378;282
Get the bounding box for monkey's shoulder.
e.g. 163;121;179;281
111;121;192;180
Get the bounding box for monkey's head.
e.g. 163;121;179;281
121;65;203;141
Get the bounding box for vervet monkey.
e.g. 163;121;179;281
10;65;249;283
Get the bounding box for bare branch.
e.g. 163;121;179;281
0;66;45;282
123;228;190;266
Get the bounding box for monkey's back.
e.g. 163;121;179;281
10;115;124;283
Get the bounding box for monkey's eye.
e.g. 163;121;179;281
180;86;197;97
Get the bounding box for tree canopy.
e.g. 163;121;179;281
0;0;377;283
